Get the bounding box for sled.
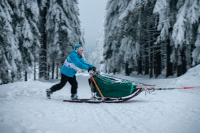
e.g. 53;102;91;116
63;73;200;103
63;73;150;103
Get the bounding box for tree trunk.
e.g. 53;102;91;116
177;46;187;77
34;60;36;80
137;7;143;75
181;46;187;75
125;62;129;76
3;70;10;84
137;58;143;75
47;64;50;80
144;54;149;75
155;50;161;78
147;20;153;78
177;65;181;77
25;70;27;81
11;71;15;83
56;64;58;79
166;39;173;77
149;51;153;78
52;61;54;79
17;66;22;81
191;43;195;65
153;47;156;76
185;45;191;70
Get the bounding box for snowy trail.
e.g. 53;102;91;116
0;72;200;133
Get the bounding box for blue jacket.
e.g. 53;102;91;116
60;50;95;77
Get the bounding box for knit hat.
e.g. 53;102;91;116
75;45;83;51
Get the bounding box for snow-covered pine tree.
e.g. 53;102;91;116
192;23;200;65
46;0;82;79
26;0;41;80
11;0;40;81
171;0;200;76
104;0;157;76
103;0;131;73
137;0;160;78
59;0;82;55
46;0;62;79
152;0;200;77
37;0;48;79
187;0;200;66
38;0;47;79
153;0;171;44
0;0;21;84
103;0;199;77
153;0;176;77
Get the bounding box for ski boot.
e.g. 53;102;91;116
46;89;52;99
70;94;78;101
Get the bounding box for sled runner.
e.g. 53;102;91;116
63;87;143;103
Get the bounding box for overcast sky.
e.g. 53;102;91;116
78;0;107;53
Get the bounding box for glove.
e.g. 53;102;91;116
88;67;92;72
88;67;96;72
92;67;96;72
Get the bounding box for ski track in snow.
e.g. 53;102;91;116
0;73;200;133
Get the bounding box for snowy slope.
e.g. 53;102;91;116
0;66;200;133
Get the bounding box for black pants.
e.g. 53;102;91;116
50;74;78;94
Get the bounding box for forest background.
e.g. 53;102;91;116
0;0;200;84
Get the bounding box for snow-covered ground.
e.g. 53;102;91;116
0;65;200;133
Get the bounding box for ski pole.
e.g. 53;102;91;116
91;76;104;99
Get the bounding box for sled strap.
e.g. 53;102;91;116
91;76;104;99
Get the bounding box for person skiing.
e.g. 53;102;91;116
46;45;96;100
